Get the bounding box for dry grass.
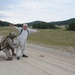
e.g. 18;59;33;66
0;27;18;35
28;29;75;46
28;29;75;53
0;27;75;53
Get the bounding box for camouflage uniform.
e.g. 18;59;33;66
1;32;18;61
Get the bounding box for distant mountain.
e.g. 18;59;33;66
27;18;75;26
0;18;75;26
27;21;45;26
0;20;12;26
50;18;75;25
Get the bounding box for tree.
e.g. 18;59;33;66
66;22;75;31
0;21;3;26
14;24;23;27
32;22;56;29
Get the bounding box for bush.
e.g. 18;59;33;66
32;22;56;29
66;22;75;31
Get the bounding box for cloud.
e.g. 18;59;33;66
0;0;75;23
0;11;19;17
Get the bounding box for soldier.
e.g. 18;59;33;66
0;32;19;61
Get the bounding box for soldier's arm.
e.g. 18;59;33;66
7;39;18;49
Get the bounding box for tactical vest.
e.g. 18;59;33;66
0;37;8;51
0;42;1;51
0;36;13;51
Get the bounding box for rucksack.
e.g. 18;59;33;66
0;42;1;51
0;36;8;51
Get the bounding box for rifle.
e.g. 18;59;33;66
0;42;7;51
0;46;7;51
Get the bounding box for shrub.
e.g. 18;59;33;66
66;22;75;31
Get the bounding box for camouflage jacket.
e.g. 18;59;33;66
1;36;18;50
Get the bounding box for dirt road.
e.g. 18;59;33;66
0;43;75;75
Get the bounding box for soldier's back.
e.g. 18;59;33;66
1;36;9;47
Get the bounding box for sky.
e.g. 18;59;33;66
0;0;75;24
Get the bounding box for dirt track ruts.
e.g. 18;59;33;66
0;43;75;75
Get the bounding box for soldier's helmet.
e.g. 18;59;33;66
9;32;17;39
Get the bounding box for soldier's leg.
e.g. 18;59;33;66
11;48;16;56
3;49;13;61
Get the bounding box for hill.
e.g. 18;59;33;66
50;18;75;25
27;18;75;26
0;20;12;26
27;21;45;26
0;18;75;26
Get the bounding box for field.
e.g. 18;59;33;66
0;27;18;35
0;27;75;53
0;27;75;75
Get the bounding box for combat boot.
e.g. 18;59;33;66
12;53;16;56
6;57;13;61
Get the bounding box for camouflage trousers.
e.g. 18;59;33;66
3;49;12;58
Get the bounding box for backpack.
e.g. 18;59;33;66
0;37;8;51
0;42;1;51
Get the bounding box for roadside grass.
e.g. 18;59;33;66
28;28;75;53
0;27;75;53
0;27;18;35
28;29;75;46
